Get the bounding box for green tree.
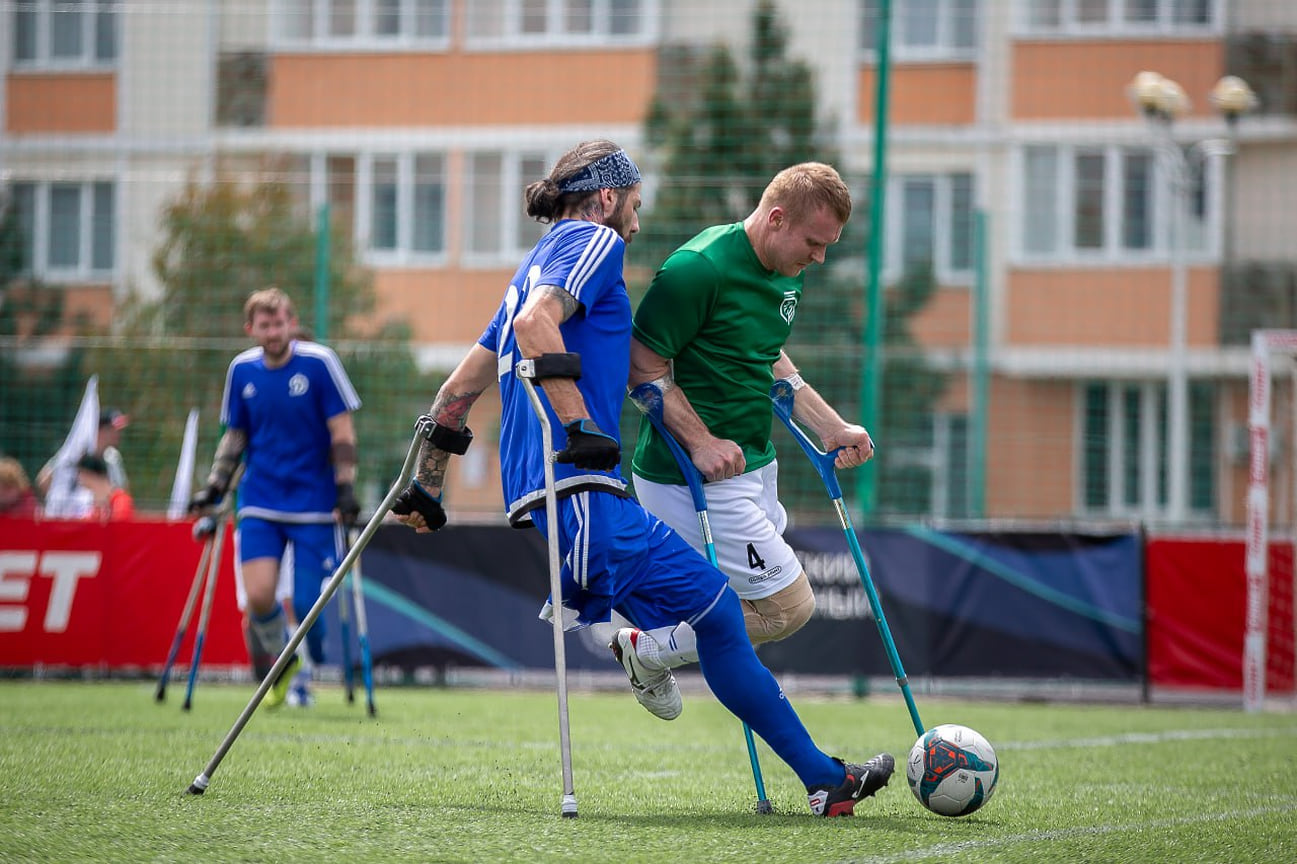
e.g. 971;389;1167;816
84;173;441;512
630;0;948;521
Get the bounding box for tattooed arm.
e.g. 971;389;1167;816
413;344;496;495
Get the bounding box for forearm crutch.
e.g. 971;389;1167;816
186;418;429;795
182;515;231;712
336;528;357;705
155;528;215;703
348;527;378;717
629;382;773;815
158;467;241;705
517;357;579;819
769;380;925;737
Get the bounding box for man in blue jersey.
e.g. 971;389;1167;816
190;287;362;708
390;139;893;817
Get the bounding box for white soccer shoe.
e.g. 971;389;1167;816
610;628;682;721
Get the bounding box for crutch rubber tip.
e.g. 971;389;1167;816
181;701;192;712
367;704;377;718
756;799;775;815
561;795;578;818
154;689;166;703
185;774;209;795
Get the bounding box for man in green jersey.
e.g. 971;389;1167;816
618;162;874;678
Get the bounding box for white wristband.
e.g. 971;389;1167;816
785;373;807;391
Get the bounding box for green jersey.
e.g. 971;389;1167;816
632;222;803;485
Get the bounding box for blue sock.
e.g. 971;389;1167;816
692;590;845;790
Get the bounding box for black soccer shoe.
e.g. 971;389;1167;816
807;753;895;817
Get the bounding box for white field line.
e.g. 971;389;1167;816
997;727;1297;750
837;804;1297;864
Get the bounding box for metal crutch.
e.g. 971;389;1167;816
185;419;428;795
516;357;579;819
629;382;774;814
769;379;925;737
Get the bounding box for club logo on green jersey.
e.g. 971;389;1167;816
780;293;798;324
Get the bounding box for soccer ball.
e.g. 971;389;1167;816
906;724;999;817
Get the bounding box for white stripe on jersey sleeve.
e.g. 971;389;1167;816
565;225;617;305
219;346;264;426
295;341;363;411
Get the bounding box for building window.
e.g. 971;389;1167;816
1018;0;1214;33
861;0;978;59
466;0;652;45
12;1;117;68
1016;144;1215;263
465;151;551;264
885;173;975;283
364;152;445;260
276;0;450;46
9;180;115;280
1079;380;1214;518
295;152;445;263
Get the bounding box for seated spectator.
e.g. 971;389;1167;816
0;457;38;519
76;453;135;522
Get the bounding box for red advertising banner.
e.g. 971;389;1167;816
1146;536;1294;691
0;517;247;669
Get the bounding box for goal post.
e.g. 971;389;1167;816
1245;329;1297;712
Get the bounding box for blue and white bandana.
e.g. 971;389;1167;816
557;149;642;193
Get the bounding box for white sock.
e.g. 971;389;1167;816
643;623;698;669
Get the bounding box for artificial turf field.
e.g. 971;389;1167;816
2;680;1295;863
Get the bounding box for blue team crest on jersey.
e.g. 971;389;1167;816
289;373;309;397
242;382;256;399
780;293;798;324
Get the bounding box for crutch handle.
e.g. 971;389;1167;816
769;380;843;498
628;383;708;514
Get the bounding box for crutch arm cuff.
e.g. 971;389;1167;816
529;352;583;381
417;417;474;455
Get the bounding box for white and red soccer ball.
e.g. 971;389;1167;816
906;723;999;817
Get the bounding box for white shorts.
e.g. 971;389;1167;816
632;460;801;601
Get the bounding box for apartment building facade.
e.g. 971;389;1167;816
3;0;1295;527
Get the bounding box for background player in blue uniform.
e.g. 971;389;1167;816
390;139;894;817
191;287;362;707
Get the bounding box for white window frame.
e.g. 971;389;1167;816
10;0;117;70
271;0;452;51
462;149;557;268
1075;378;1217;520
464;0;659;50
1014;0;1222;37
9;179;117;282
305;151;448;266
860;0;979;62
883;172;976;286
1012;142;1220;266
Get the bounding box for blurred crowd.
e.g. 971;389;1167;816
0;408;136;523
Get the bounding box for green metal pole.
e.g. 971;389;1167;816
970;209;989;518
860;0;891;520
314;202;331;341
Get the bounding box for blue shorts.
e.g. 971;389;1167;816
237;517;342;608
529;491;728;630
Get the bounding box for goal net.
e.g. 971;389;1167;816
1245;330;1297;711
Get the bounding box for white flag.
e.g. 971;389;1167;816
167;409;200;519
43;376;100;518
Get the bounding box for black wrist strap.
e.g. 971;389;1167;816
417;417;474;455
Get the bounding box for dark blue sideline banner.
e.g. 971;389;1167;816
324;524;1143;680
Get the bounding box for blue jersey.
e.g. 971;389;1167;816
220;340;361;522
478;220;632;523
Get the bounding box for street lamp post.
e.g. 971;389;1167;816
1127;71;1256;524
